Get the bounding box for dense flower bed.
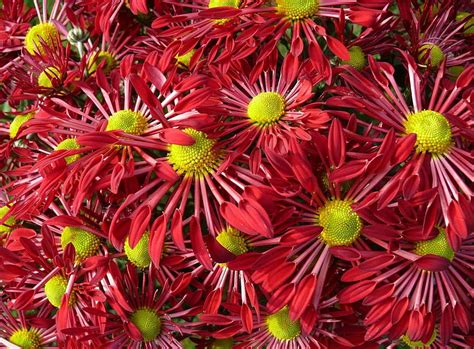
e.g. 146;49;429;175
0;0;473;348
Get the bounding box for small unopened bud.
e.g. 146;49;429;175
67;28;89;45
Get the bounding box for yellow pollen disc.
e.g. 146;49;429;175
37;66;62;88
276;0;319;20
60;226;100;261
55;138;81;164
208;0;241;24
211;338;234;348
9;328;41;349
216;227;249;256
0;206;16;233
87;51;117;74
24;22;60;55
44;275;76;308
106;109;148;135
342;46;366;70
318;200;362;247
168;128;222;178
124;232;151;269
9;113;34;139
247;92;286;127
130;308;162;342
418;43;445;68
265;307;301;341
404;110;452;156
401;328;437;348
414;228;454;261
176;49;196;68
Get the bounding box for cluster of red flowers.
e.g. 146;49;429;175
0;0;473;348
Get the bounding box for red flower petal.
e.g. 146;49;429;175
339;280;377;304
414;254;450;272
290;274;317;321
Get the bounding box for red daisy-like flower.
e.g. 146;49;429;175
0;302;58;348
82;262;201;348
247;119;410;320
2;66;213;221
339;196;473;344
398;4;474;71
200;299;365;348
0;230;107;345
329;54;473;246
225;0;390;77
213;54;329;156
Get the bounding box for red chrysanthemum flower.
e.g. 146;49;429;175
339;196;473;344
0;302;58;348
398;4;474;71
214;54;329;156
200;300;364;348
81;262;201;347
247;119;410;319
329;55;473;246
224;0;389;77
0;230;107;345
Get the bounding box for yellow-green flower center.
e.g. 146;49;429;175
418;43;445;68
247;92;286;127
176;49;196;68
401;328;437;348
168;128;222;178
9;328;41;349
0;206;16;233
106;109;148;135
318;200;362;247
404;110;452;156
265;307;301;341
130;308;162;342
55;138;81;164
87;51;116;74
414;228;454;261
10;113;34;139
60;226;100;261
24;22;60;55
37;66;62;88
211;338;234;348
276;0;319;20
216;227;249;256
44;275;75;308
208;0;241;24
342;46;366;70
124;232;151;269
